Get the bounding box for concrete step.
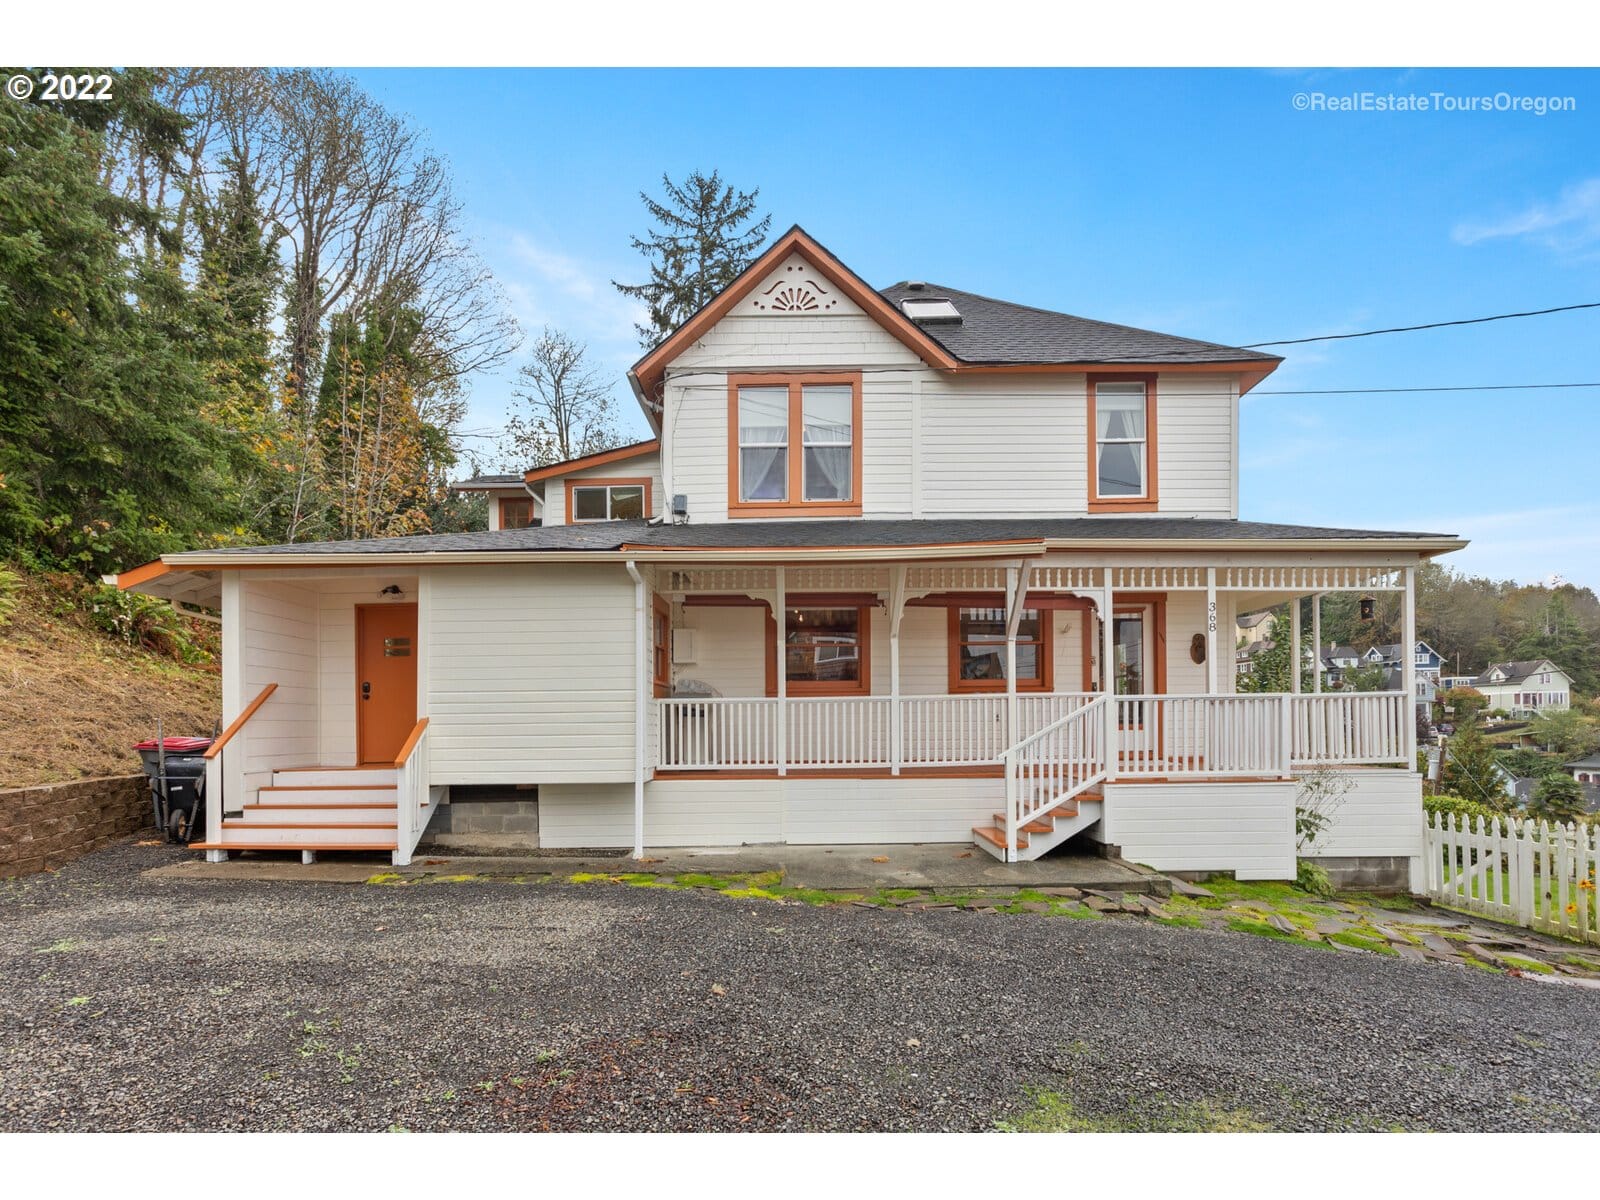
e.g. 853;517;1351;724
272;768;398;787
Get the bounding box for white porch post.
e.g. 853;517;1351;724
1403;565;1418;768
1312;592;1323;693
888;565;906;776
1290;594;1302;694
1204;567;1218;695
1101;574;1117;782
1003;561;1031;753
775;565;787;777
625;561;648;858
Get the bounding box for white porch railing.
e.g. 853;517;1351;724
1290;692;1410;768
392;718;430;867
1004;694;1108;857
653;691;1409;776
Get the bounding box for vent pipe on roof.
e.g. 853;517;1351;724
905;281;925;291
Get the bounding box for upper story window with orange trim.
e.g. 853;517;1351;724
1087;374;1159;513
729;373;863;517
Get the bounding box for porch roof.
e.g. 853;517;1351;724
135;516;1465;573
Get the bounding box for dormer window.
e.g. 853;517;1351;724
1088;374;1158;513
729;373;863;517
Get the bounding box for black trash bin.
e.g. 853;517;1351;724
134;736;213;843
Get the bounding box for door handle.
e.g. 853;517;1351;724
362;682;371;701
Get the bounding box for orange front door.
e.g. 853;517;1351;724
356;604;418;765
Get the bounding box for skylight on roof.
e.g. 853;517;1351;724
900;297;962;324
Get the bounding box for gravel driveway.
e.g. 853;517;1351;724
2;840;1597;1131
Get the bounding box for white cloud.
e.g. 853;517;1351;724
1451;178;1600;253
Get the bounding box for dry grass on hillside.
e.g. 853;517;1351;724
0;572;221;789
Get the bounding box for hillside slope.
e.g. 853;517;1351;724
0;571;221;789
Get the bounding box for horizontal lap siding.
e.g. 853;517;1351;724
539;778;1002;848
427;564;635;784
672;605;767;696
1302;770;1423;859
1157;376;1235;518
922;375;1086;516
1100;781;1296;879
240;581;318;775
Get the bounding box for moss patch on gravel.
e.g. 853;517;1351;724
997;1088;1273;1132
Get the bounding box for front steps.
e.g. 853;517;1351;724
972;793;1104;862
194;767;400;854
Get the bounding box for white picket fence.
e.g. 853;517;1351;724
1422;811;1599;946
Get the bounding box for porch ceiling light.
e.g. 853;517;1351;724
380;584;405;597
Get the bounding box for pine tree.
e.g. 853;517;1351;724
613;170;772;349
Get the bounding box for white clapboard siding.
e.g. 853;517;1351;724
1096;780;1297;880
539;451;664;526
239;580;319;776
426;563;636;783
1300;769;1425;861
1154;374;1236;519
537;777;1007;849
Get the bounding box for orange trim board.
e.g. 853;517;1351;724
116;559;172;590
523;440;659;485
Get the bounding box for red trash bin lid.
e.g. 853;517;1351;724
133;736;213;752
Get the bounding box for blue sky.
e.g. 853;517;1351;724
351;67;1600;588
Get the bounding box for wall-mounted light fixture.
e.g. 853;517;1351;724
1359;594;1375;622
380;584;405;598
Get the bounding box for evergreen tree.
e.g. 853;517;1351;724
614;170;771;349
0;94;231;573
1440;724;1508;810
1530;773;1587;826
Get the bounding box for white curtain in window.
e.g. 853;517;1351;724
739;386;789;500
801;385;852;501
1096;383;1147;497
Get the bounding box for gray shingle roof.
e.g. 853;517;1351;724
877;283;1281;366
1478;660;1562;686
172;517;1459;560
449;474;524;490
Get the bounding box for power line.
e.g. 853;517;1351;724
1256;381;1600;397
1242;301;1600;348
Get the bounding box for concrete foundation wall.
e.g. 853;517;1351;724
0;774;150;877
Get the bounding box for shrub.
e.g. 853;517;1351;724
1531;774;1588;826
0;565;19;627
80;583;207;663
1295;859;1334;897
1424;793;1509;829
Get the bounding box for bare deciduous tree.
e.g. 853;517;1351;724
499;329;622;468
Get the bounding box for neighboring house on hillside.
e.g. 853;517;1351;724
1236;608;1275;648
1461;660;1572;718
1563;755;1600;814
112;225;1465;885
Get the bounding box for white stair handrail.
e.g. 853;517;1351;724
1002;694;1109;859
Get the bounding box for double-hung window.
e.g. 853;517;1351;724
1088;374;1158;511
731;374;862;515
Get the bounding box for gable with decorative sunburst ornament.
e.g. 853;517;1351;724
733;253;867;317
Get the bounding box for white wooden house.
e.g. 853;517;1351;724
1461;660;1572;718
115;226;1464;884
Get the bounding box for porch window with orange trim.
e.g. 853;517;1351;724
949;606;1052;692
783;605;870;695
730;373;863;516
651;595;671;697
